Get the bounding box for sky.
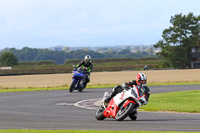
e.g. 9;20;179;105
0;0;200;50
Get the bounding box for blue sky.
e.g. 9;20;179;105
0;0;200;50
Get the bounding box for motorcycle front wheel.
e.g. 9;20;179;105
115;102;135;121
69;80;76;93
95;105;106;120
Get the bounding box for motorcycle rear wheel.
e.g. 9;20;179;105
95;105;106;120
69;80;76;93
78;82;87;92
115;102;135;121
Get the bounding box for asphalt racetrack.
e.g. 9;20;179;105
0;85;199;131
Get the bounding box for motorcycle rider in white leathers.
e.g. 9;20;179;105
104;73;150;105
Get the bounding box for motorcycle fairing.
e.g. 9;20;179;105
103;99;119;118
72;71;84;81
113;85;143;111
113;87;139;107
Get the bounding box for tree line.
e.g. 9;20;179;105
0;47;154;65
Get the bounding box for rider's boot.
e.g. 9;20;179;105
104;94;112;104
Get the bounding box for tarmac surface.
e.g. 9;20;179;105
0;85;199;131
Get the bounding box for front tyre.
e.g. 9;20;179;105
95;105;106;120
69;80;76;93
115;102;135;121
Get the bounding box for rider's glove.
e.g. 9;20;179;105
122;83;126;88
139;99;148;106
143;101;148;105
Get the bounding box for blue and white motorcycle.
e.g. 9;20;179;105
69;65;89;92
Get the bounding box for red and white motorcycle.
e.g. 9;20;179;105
95;85;147;121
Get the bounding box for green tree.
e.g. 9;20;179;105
106;48;117;55
0;52;19;66
63;47;70;52
146;47;155;56
118;49;131;55
154;13;200;68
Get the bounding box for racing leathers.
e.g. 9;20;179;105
76;60;93;83
104;80;150;105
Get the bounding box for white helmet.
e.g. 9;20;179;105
84;55;91;62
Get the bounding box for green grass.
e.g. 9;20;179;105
0;86;68;93
141;90;200;113
0;130;198;133
0;84;115;93
148;82;200;86
0;82;200;93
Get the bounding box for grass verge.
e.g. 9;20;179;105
0;129;199;133
0;82;200;93
140;90;200;113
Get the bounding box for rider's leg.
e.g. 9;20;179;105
86;75;90;83
104;85;123;103
83;75;90;88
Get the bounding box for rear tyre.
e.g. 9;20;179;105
78;88;83;92
78;82;87;92
69;80;76;93
95;105;106;120
129;111;138;120
78;87;84;92
115;102;135;121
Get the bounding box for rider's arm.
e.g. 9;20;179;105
122;80;136;88
86;62;93;72
76;61;84;68
122;82;131;90
89;62;93;72
144;86;150;102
